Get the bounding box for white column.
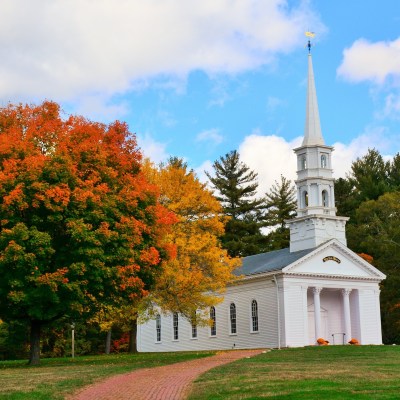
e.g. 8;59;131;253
302;286;309;345
330;185;334;209
375;289;383;345
298;187;303;206
313;287;322;342
342;289;352;343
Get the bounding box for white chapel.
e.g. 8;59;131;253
137;49;386;352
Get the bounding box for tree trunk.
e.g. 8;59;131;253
105;329;112;354
29;320;41;365
128;320;138;353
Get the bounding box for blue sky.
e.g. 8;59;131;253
1;0;400;193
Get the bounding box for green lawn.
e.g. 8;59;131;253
0;351;215;400
189;346;400;399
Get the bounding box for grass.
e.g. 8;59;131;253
188;345;400;399
0;351;215;400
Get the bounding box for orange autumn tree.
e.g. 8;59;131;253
0;101;175;364
143;158;239;322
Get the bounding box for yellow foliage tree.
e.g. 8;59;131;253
143;158;240;322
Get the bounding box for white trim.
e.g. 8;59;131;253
190;311;198;340
210;306;217;337
155;314;161;343
250;299;259;333
229;302;237;335
172;312;179;341
283;239;386;279
191;323;198;340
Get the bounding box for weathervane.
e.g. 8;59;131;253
305;31;315;53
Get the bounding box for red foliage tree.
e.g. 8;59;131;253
0;101;175;364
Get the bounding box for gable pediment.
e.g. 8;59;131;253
282;239;386;280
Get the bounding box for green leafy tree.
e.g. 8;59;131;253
333;148;400;343
335;149;390;222
388;153;400;190
206;150;266;257
334;177;358;219
346;192;400;343
0;101;174;364
350;148;389;203
264;175;296;250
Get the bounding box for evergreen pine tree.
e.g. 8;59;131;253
206;150;266;257
264;175;296;250
350;148;389;203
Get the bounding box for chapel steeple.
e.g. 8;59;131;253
303;52;324;146
287;35;348;253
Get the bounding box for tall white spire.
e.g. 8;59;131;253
286;39;349;253
302;53;325;146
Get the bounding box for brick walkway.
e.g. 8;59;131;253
70;349;264;400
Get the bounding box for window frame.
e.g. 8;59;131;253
250;300;259;333
321;154;327;168
155;314;162;343
191;312;198;340
172;312;179;341
210;306;217;337
301;155;307;170
303;191;309;207
322;190;329;207
229;303;237;335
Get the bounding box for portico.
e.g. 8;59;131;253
307;286;355;345
280;235;385;348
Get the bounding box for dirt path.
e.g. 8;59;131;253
70;349;264;400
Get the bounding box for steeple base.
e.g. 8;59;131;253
287;215;349;252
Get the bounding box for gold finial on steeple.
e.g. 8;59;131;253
305;31;315;54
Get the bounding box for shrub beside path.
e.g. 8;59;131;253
70;349;264;400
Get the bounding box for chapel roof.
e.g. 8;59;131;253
234;247;314;277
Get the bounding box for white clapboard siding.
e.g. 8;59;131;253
358;289;381;344
282;285;307;347
137;278;280;352
137;242;385;352
350;290;361;342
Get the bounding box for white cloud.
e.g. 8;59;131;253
195;160;214;184
337;38;400;84
239;132;301;195
332;126;394;177
382;93;400;120
137;133;169;164
196;128;224;146
0;0;323;102
234;128;398;197
66;95;129;122
208;80;232;108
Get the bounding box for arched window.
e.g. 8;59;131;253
156;314;161;342
303;191;309;207
230;303;237;334
210;306;216;336
251;300;259;332
173;312;179;340
321;154;327;168
301;155;307;170
322;190;329;207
